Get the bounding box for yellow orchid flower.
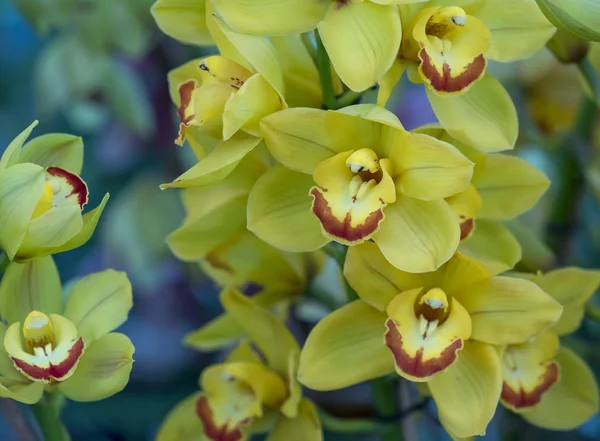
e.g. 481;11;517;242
209;0;430;92
419;126;550;273
379;0;556;152
0;121;109;262
157;289;322;441
298;242;562;438
0;256;134;404
499;268;600;429
253;104;474;273
151;0;214;46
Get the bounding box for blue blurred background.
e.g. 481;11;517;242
1;0;600;440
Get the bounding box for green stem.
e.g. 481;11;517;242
315;30;337;110
301;32;318;66
32;393;68;441
371;377;402;441
577;57;600;103
0;252;10;275
585;303;600;323
318;408;379;434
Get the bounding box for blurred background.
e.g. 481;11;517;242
0;0;600;440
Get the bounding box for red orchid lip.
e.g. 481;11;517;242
196;396;249;441
46;167;88;209
419;49;486;94
501;361;560;410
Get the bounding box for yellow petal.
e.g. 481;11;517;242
63;270;133;343
390;131;473;200
155;392;205;441
260;108;376;174
521;346;599;430
476;0;555;62
526;268;600;335
0;121;38;171
271;35;323;108
220;288;300;376
220;362;288;408
21;133;84;175
298;300;394;391
167;58;204;106
50;193;110;255
226;340;265;365
211;0;328;34
185;315;243;351
223;74;283;140
0;256;63;325
344;241;425;311
213;16;286;96
59;332;134;402
385;287;471;381
266;399;322;441
151;0;213;46
0;377;45;404
161;133;262;189
457;277;563;345
247;166;328;252
473;154;550;220
168;196;247;261
500;332;560;412
427;73;518;153
428;341;501;438
459;220;521;275
318;1;402;92
374;196;460;273
377;59;407;107
0;163;45;260
0;323;22;381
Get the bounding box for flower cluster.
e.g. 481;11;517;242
0;124;135;409
153;0;600;440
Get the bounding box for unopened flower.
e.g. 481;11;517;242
0;121;109;261
253;104;473;272
0;257;134;404
157;289;321;441
298;243;562;438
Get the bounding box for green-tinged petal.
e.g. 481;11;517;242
64;270;133;343
535;0;600;41
151;0;213;46
427;74;518;153
522;346;599;430
337;104;405;132
474;154;549;220
318;1;401;92
505;220;555;272
374;196;460;273
428;341;501;438
51;193;110;255
156;392;206;441
247;166;328;252
16;205;82;260
457;277;562;345
266;399;322;441
211;0;328;35
0;377;45;404
0;256;62;325
344;242;424;311
390;131;473;201
185;314;243;351
271;35;322;108
223;74;283;140
168;196;246;261
298;300;393;391
227;340;264;364
477;0;555;62
526;268;600;335
260;109;375;174
0;163;45;260
214;17;286;95
21;134;84;175
459;220;521;275
220;288;300;375
59;333;134;402
161;133;262;189
0;121;38;171
0;323;22;380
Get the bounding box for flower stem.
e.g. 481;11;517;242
315;30;337;110
0;252;10;275
371;377;403;441
32;393;68;441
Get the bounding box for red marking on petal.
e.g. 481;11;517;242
196;396;249;441
501;361;559;410
46;167;88;209
460;218;474;241
310;188;383;244
384;318;462;379
178;80;197;125
12;337;85;383
419;49;486;93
